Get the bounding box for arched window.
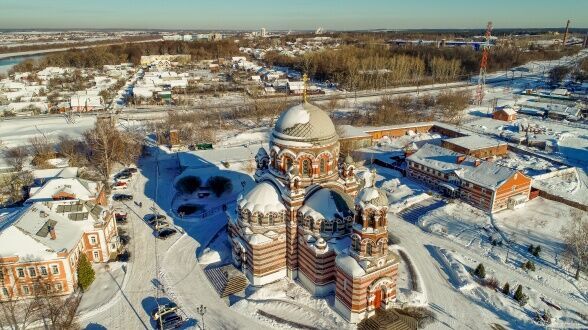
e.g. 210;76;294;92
369;214;376;228
320;220;325;232
284;157;293;173
366;243;373;256
353;238;360;251
332;221;337;233
302;159;311;177
309;218;314;230
268;213;275;225
320;158;326;173
257;214;263;225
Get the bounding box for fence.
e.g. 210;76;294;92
537;190;587;211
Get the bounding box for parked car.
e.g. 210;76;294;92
124;167;138;174
117;249;130;262
145;214;167;222
112;181;128;191
113;194;133;201
156;228;177;240
115;212;128;223
149;219;169;230
151;302;178;320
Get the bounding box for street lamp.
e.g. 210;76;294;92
196;304;207;330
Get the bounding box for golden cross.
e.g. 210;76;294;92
302;73;308;103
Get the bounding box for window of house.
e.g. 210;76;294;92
40;266;48;276
366;243;373;256
51;264;59;275
320;158;326;173
28;267;36;277
268;213;274;226
55;283;63;291
93;251;99;260
22;286;30;295
332;221;337;233
285;157;293;173
1;287;8;297
353;238;360;251
90;236;97;245
17;268;25;278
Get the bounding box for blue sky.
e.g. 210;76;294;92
1;0;586;30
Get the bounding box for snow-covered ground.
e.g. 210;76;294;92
406;198;588;328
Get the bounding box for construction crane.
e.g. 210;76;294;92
476;21;493;106
562;19;571;47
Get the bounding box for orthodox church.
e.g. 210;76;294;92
227;94;399;323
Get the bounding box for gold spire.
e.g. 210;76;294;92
302;73;309;103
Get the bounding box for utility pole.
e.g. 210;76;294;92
562;19;571;48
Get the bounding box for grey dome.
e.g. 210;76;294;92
356;187;388;209
272;102;337;145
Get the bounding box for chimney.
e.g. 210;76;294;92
456;155;466;164
474;159;482;167
48;225;56;240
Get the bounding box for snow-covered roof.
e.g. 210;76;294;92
356;187;388;209
337;125;371;139
26;177;99;204
495;107;517;116
335;253;366;277
271;102;337;146
299;188;353;220
0;200;106;261
32;167;78;181
407;144;476;173
459;162;520;190
178;144;269;169
443;135;506;151
238;181;285;214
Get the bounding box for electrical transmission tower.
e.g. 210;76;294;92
476;21;493;106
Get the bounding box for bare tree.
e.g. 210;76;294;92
84;119;142;182
57;135;88;167
3;146;29;172
561;209;588;280
28;135;54;167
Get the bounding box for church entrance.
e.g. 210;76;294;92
374;287;383;309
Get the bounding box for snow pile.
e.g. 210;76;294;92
231;278;351;330
433;247;475;290
199;248;222;265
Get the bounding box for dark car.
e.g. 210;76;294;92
157;312;183;330
151;302;178;320
145;214;166;222
125;168;138;174
157;228;177;240
113;194;133;201
117;250;130;262
149;219;169;229
116;172;132;180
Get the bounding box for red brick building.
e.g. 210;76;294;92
228;101;399;323
0;199;119;300
441;135;508;159
493;107;517;122
407;144;531;213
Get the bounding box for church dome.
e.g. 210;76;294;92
272;102;337;146
238;182;285;214
356;187;388;209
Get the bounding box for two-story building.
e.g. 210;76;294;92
0;199;118;300
406;144;531;213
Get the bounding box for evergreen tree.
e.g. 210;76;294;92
514;285;524;302
77;254;95;291
502;282;510;295
533;245;541;257
474;263;486;278
527;244;534;253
